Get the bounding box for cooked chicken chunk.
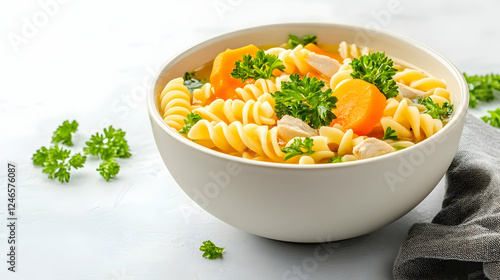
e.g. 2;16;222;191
305;53;341;78
353;138;396;159
277;116;319;143
396;82;427;99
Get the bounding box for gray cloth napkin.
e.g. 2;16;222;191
393;114;500;280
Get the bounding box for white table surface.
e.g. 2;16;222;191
1;1;500;279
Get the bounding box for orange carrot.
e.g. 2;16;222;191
330;79;386;135
304;43;343;63
210;44;260;100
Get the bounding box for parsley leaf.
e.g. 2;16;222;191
350;52;399;99
281;137;315;161
481;108;500;128
288;34;318;48
180;112;203;135
84;126;131;160
329;156;342;163
84;126;131;181
52;120;78;146
230;50;285;82
97;158;120;181
183;71;206;94
393;146;406;151
272;74;337;129
32;145;87;183
419;97;454;120
200;240;225;259
382;127;399;140
463;73;500;108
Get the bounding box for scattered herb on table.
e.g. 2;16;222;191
200;240;225;259
51;120;79;146
463;73;500;108
272;74;337;129
230;50;285;81
481;108;500;128
350;52;399;99
32;145;87;183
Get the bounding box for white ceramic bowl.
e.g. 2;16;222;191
148;23;468;242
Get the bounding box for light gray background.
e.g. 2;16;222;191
1;0;499;279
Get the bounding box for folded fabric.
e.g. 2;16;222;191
393;114;500;280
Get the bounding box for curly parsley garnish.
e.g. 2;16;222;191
272;74;337;129
230;50;285;81
288;34;318;48
84;126;131;181
382;127;399;141
481;108;500;128
183;71;206;94
329;156;342;163
32;145;87;183
281;137;315;161
463;73;500;108
350;52;399;99
200;240;225;259
180;112;203;135
419;97;454;120
51;120;78;146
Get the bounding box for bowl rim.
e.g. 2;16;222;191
147;22;469;170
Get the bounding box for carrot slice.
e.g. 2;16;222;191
304;43;343;63
330;79;386;135
210;44;260;100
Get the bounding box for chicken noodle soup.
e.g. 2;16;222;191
158;37;453;164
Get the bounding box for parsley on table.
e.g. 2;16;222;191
382;127;399;141
329;156;342;163
32;145;87;183
84;126;131;181
288;34;318;48
482;108;500;128
51;120;78;146
463;73;500;108
281;137;315;161
419;97;454;120
183;71;206;94
230;50;285;82
180;112;203;135
200;240;225;259
350;52;399;99
272;74;337;129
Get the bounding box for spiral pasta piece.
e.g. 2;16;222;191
318;126;358;156
187;120;284;162
394;68;451;102
338;41;370;60
284;136;336;164
192;83;213;106
159;78;192;131
192;93;277;126
329;59;353;90
234;79;277;102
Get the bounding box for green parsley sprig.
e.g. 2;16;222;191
463;73;500;108
329;156;342;163
32;145;87;183
419;97;454;120
288;34;318;48
200;240;225;259
183;71;206;94
281;137;315;161
272;74;337;129
180;112;203;135
84;126;131;181
230;50;285;82
350;52;399;99
382;127;399;141
51;120;78;146
481;108;500;128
